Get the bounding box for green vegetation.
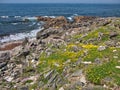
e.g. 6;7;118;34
37;44;84;73
86;60;120;85
24;80;33;84
36;20;120;89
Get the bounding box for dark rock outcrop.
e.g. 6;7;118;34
0;51;10;62
37;16;67;29
109;31;118;39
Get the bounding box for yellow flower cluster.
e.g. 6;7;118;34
64;51;77;58
67;44;76;49
82;44;98;49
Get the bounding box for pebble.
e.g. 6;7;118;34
98;46;106;51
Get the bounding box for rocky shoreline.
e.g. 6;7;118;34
0;16;120;90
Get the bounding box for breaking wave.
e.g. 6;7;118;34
0;14;79;43
0;27;43;43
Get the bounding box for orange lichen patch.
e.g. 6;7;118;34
0;42;22;51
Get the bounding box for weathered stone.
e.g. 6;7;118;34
102;21;111;26
4;76;14;82
113;56;118;59
59;87;64;90
44;70;54;80
116;66;120;69
81;61;92;64
36;28;60;40
94;58;101;64
98;32;104;40
74;16;96;23
113;87;120;90
18;86;29;90
48;73;58;84
82;85;105;90
109;31;118;39
18;50;30;57
75;57;82;65
72;45;79;52
38;81;44;87
98;46;106;51
102;77;113;84
105;41;116;47
0;62;7;69
80;75;86;84
0;51;10;62
1;66;8;71
22;37;29;46
72;70;83;77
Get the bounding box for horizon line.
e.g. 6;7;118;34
0;2;120;4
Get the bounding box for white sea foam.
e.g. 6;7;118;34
1;16;9;18
11;23;18;25
0;27;43;43
14;16;21;18
67;17;73;21
22;16;38;21
73;14;78;16
43;16;56;18
49;16;56;18
67;14;78;22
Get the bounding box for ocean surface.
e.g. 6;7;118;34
0;3;120;43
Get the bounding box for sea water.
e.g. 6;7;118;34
0;3;120;43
